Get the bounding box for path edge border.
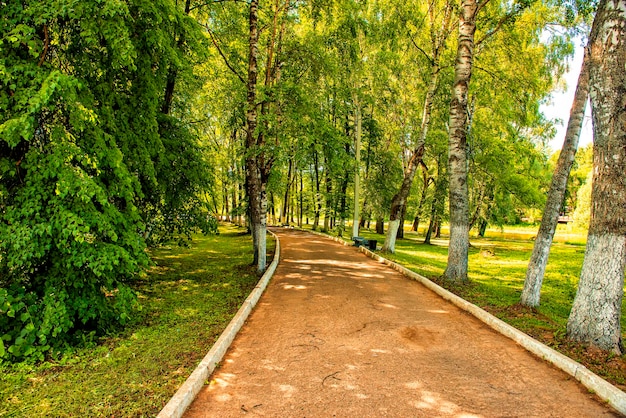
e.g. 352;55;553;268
301;228;626;415
156;230;281;418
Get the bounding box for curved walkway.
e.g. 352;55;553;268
185;228;620;417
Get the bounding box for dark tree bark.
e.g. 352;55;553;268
162;0;192;115
376;216;384;234
397;205;406;239
312;151;321;231
299;170;304;227
282;158;292;225
323;156;333;233
338;166;350;237
424;211;436;245
412;164;432;232
468;185;485;231
478;219;488;237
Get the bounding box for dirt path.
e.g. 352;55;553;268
185;228;620;417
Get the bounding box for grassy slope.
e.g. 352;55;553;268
343;223;626;388
0;224;268;417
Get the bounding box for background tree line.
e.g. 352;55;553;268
2;0;623;359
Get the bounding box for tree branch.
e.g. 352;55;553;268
476;0;532;47
206;26;246;84
38;25;49;67
408;33;434;65
476;0;494;15
473;64;503;82
189;0;248;12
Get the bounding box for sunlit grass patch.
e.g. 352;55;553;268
0;224;269;417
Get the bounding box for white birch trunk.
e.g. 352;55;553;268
352;101;362;239
384;219;401;253
443;0;477;283
566;0;626;354
520;46;590;307
257;185;267;273
244;0;267;274
567;234;626;353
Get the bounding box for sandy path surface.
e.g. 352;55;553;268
185;228;620;417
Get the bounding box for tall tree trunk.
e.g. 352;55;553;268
244;0;287;272
412;215;420;233
161;0;192;115
520;45;591;307
269;193;276;225
468;184;485;231
476;188;494;237
323;159;332;233
312;152;321;230
360;112;373;230
424;210;436;245
376;216;384;234
478;219;488;237
443;0;478;283
223;182;230;221
566;0;626;355
434;219;442;238
412;165;431;232
232;167;238;221
244;0;266;273
338;169;349;237
382;1;452;253
397;205;406;239
359;202;368;228
352;100;362;238
282;158;292;224
360;195;371;229
299;170;303;227
290;183;295;224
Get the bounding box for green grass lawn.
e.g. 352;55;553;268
2;221;624;416
0;224;268;417
309;221;626;388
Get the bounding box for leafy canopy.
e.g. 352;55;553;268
0;0;214;362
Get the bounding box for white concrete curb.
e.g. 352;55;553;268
302;228;626;415
157;231;281;418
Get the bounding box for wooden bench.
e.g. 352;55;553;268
353;237;378;250
353;236;368;247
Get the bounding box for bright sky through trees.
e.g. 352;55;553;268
542;42;593;152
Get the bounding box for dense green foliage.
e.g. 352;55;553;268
0;225;263;416
0;0;604;362
206;0;570;237
0;0;215;361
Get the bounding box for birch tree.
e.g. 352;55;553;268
244;0;267;273
566;0;626;354
382;0;455;252
520;46;590;307
243;0;290;273
443;0;549;282
443;0;479;282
